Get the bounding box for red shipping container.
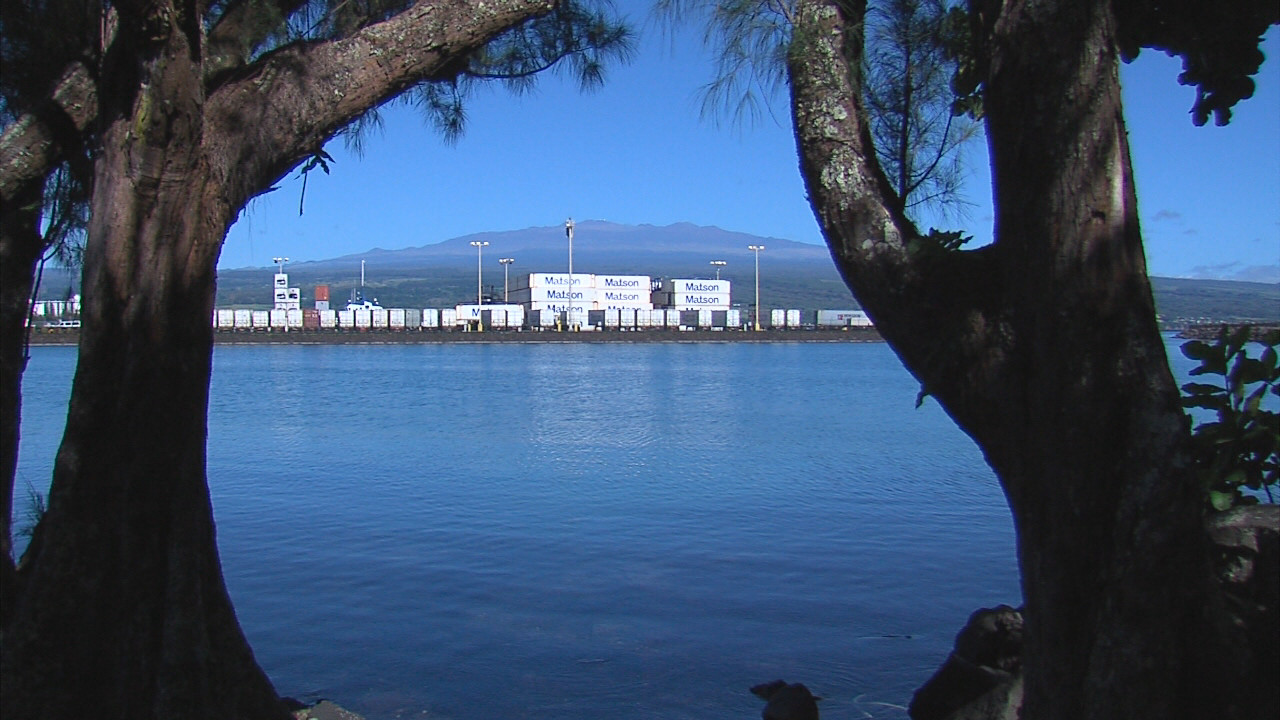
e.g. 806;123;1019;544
315;284;330;302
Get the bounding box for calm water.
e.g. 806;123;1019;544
14;339;1069;719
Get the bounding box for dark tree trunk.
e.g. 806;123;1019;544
789;0;1242;718
0;182;46;617
2;0;557;716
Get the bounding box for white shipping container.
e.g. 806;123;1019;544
770;309;786;328
217;309;235;328
421;308;439;328
441;308;458;327
274;274;288;289
665;278;730;294
389;308;407;329
664;309;681;327
355;309;372;328
527;301;591;314
372;308;389;328
597;288;649;305
619;308;637;328
484;308;507;329
670;292;731;308
786;309;802;327
514;272;594;290
604;309;620;327
234;309;252;328
697;309;712;328
506;306;525;328
338;310;355;328
815;309;872;327
509;286;591;303
528;309;556;328
287;309;303;329
596;275;650;291
320;310;337;329
727;309;742;329
404;308;421;329
252;310;270;329
566;309;589;328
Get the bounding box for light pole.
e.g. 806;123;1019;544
499;257;514;302
748;245;764;330
470;241;489;306
272;256;289;275
565;218;575;330
710;260;726;280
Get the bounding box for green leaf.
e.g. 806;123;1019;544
1181;382;1224;396
1209;489;1237;511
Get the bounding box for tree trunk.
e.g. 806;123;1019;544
788;0;1242;718
1;1;559;716
0;7;288;716
0;182;46;618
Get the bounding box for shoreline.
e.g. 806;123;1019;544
26;328;884;346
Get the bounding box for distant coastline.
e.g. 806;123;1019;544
26;328;885;346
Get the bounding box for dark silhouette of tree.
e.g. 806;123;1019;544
787;0;1276;718
0;1;629;716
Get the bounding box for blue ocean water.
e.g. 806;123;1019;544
17;339;1104;719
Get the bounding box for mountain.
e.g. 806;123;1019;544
33;221;1279;322
215;221;852;310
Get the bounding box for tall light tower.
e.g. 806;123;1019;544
710;260;726;280
565;218;575;330
499;257;515;302
470;241;489;306
748;244;765;331
272;256;289;274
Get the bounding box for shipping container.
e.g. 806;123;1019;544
441;308;458;327
526;301;591;314
234;309;252;329
668;292;731;308
482;308;506;329
355;309;372;329
697;309;713;328
587;310;606;328
274;274;288;289
506;306;525;328
596;275;650;291
315;301;330;311
618;308;637;328
287;308;303;329
509;286;590;303
421;308;439;328
527;309;555;328
664;278;730;295
727;308;742;329
303;309;320;330
567;309;589;328
815;309;872;327
711;310;728;328
513;272;594;291
786;309;802;327
315;284;330;302
388;308;406;330
665;309;682;328
371;308;389;328
338;310;355;328
770;309;785;328
319;310;337;329
252;310;270;329
597;288;649;305
217;309;235;329
404;308;422;329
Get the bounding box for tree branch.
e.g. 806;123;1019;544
788;0;1010;422
0;62;97;206
206;0;555;208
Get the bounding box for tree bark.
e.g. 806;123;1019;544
789;0;1238;718
1;0;553;716
0;182;46;619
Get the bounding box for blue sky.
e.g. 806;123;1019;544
220;4;1279;282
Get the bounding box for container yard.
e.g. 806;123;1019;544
30;268;879;341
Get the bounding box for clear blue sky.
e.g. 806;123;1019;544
220;3;1279;283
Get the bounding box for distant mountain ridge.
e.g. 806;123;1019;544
296;220;834;273
34;221;1278;322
